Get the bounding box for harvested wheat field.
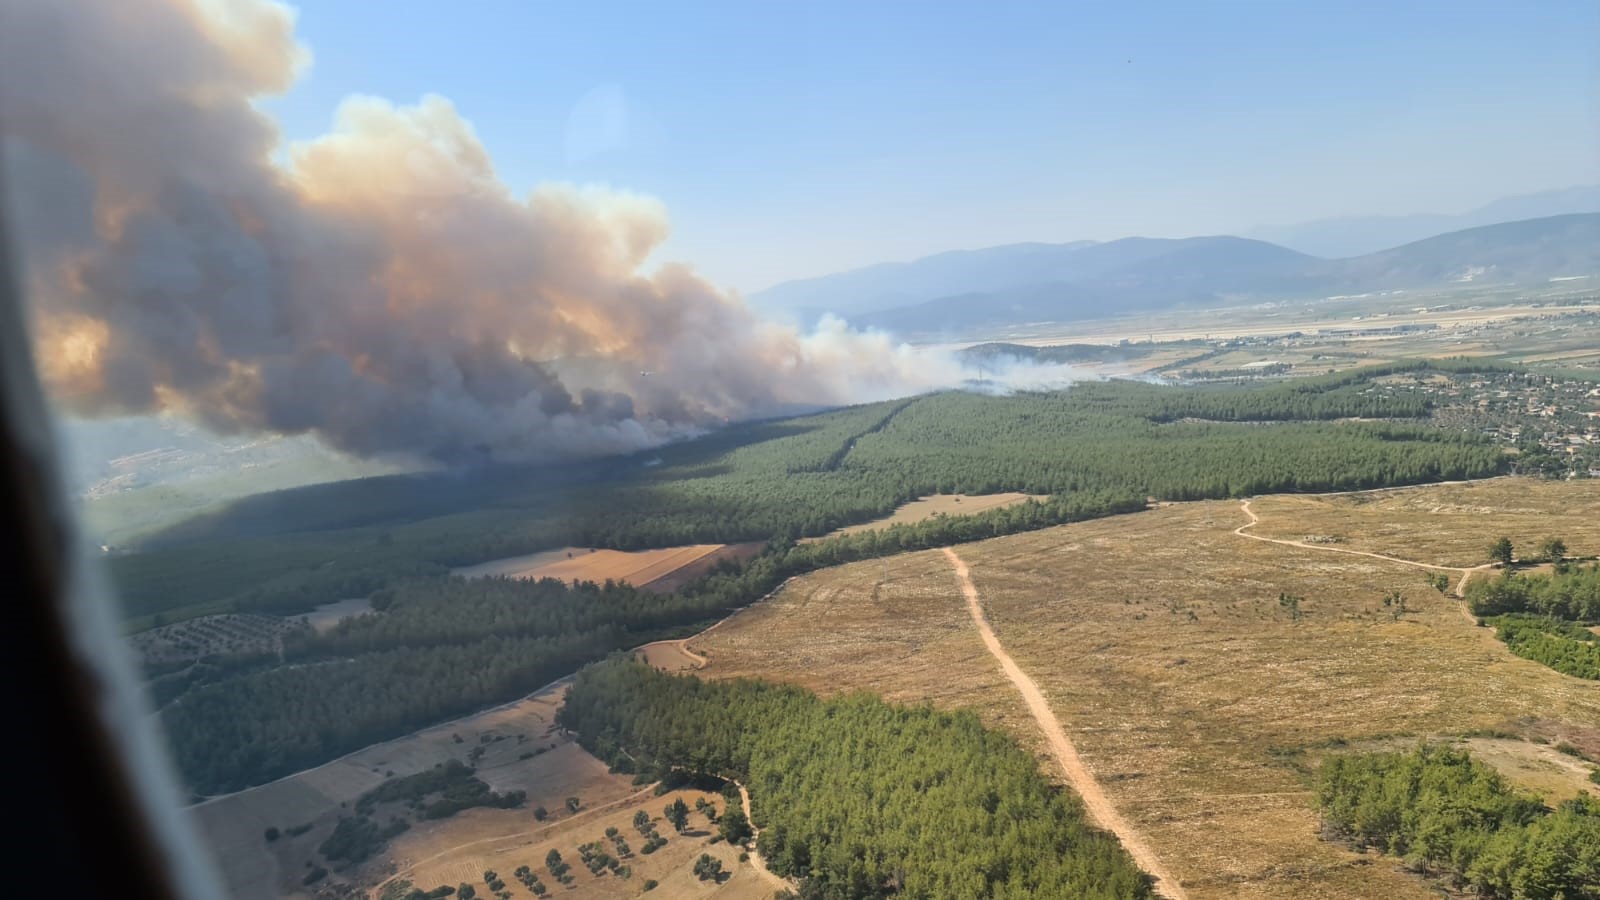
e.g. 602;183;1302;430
451;544;724;588
801;492;1049;543
690;483;1600;900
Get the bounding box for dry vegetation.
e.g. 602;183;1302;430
1246;477;1600;568
390;783;764;900
450;544;724;588
192;686;575;899
192;675;772;900
691;479;1600;900
800;493;1048;543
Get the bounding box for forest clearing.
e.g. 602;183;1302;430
688;476;1600;899
799;492;1049;542
192;676;773;900
451;544;725;588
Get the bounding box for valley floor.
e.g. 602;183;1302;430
689;476;1600;899
191;475;1600;900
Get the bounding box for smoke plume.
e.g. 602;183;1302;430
1;0;964;463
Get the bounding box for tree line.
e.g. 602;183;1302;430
161;489;1139;792
558;657;1155;899
1317;744;1600;898
116;362;1510;623
1466;563;1600;680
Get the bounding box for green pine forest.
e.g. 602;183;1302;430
1467;563;1600;679
146;363;1520;793
118;361;1503;625
1316;744;1600;898
558;657;1155;899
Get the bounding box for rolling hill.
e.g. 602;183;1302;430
753;213;1600;335
1245;184;1600;258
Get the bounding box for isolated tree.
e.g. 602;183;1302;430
1537;536;1567;563
264;826;280;843
1490;537;1515;566
1429;573;1451;594
632;809;650;831
1277;592;1303;623
664;798;691;833
565;796;581;813
693;854;725;882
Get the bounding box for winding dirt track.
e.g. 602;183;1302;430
734;781;799;893
941;547;1188;900
1234;499;1494;619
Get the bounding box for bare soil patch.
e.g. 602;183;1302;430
1459;737;1600;804
800;492;1048;543
452;544;724;588
635;640;705;674
639;541;765;593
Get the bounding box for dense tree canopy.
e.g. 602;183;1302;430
116;364;1506;622
559;658;1154;898
1466;564;1600;679
152;364;1517;791
162;490;1134;792
1318;745;1600;898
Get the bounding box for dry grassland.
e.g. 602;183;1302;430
451;544;724;587
1247;477;1600;568
801;493;1048;543
692;484;1600;900
391;783;765;900
194;674;774;900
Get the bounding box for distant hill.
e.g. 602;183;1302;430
749;240;1097;321
1245;185;1600;259
764;213;1600;336
752;235;1316;324
1313;212;1600;289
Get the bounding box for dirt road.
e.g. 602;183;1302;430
1234;499;1495;627
941;547;1188;900
734;781;799;893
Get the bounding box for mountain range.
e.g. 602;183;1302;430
1245;184;1600;258
750;212;1600;336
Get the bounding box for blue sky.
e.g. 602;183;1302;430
263;1;1599;293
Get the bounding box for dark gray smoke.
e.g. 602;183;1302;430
1;0;959;463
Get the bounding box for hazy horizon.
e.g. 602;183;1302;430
260;1;1600;293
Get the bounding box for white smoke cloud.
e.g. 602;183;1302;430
1;0;1069;464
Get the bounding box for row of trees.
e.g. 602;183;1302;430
1468;562;1600;621
160;489;1141;792
558;658;1154;898
1317;744;1600;898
